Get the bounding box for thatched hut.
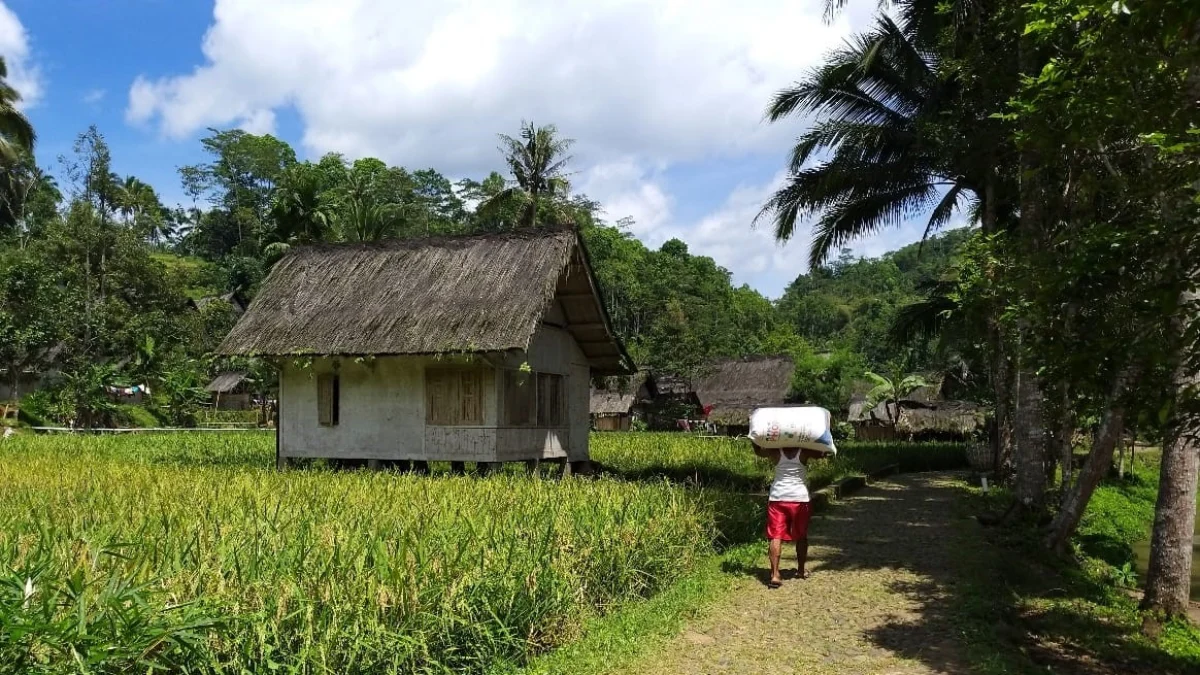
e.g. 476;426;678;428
589;371;654;431
205;371;252;411
218;227;631;470
189;291;248;317
848;394;984;441
693;355;795;434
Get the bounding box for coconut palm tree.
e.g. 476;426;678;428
0;56;34;165
760;4;1046;493
482;122;574;228
757;14;1014;268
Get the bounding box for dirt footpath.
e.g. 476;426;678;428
619;473;988;675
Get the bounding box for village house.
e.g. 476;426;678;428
218;227;631;472
205;371;254;411
847;383;985;441
589;370;655;431
693;355;795;435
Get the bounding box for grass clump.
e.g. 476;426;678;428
0;433;712;673
956;453;1200;674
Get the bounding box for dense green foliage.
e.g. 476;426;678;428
0;109;974;427
0;432;966;674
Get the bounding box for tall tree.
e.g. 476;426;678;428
0;56;34;165
761;4;1025;481
482;122;574;228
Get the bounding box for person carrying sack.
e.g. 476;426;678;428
753;444;822;588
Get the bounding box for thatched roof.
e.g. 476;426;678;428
895;402;984;436
218;228;631;374
191;292;247;315
206;371;248;393
653;373;694;397
590;371;651;416
694;355;795;426
849;396;984;437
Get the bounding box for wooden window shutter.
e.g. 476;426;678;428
426;369;484;426
459;371;482;425
502;370;535;427
536;373;564;427
317;374;339;426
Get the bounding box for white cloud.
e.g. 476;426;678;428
0;2;42;106
666;171;807;298
577;159;672;238
126;0;912;297
126;0;862;173
238;108;277;135
82;88;106;105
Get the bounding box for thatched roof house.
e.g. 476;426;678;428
589;371;655;431
848;393;984;440
219;227;631;469
693;355;795;428
205;371;249;393
205;371;254;411
189;292;248;317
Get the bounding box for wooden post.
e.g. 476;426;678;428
479;462;503;476
525;459;540;476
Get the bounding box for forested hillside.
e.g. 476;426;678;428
0;122;968;426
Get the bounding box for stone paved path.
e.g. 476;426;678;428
618;472;987;675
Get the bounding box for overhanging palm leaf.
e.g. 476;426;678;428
759;15;986;268
0;57;34;165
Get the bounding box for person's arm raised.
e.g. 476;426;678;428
752;443;781;464
799;449;823;465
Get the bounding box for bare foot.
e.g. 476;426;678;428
768;576;783;588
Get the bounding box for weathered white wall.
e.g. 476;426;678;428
525;324;591;461
279;327;592;462
280;356;496;460
280;357;427;459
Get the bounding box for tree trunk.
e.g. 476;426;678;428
1142;284;1200;618
1056;381;1077;497
1141;16;1200;622
1013;356;1047;508
981;174;1015;478
1044;362;1139;553
992;331;1015;477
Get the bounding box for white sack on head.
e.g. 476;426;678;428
749;406;837;455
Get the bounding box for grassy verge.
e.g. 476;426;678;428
505;543;760;675
956;455;1200;674
510;435;969;674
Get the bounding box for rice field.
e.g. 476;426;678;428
0;432;965;674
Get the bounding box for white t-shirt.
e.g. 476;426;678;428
768;450;809;502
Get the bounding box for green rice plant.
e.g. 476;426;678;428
0;434;712;673
590;433;968;492
0;431;966;673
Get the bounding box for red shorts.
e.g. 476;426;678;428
766;501;811;541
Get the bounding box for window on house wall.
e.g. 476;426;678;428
501;370;536;427
317;373;339;426
426;369;485;426
502;369;566;427
536;373;565;427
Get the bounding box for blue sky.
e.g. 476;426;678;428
4;0;945;298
